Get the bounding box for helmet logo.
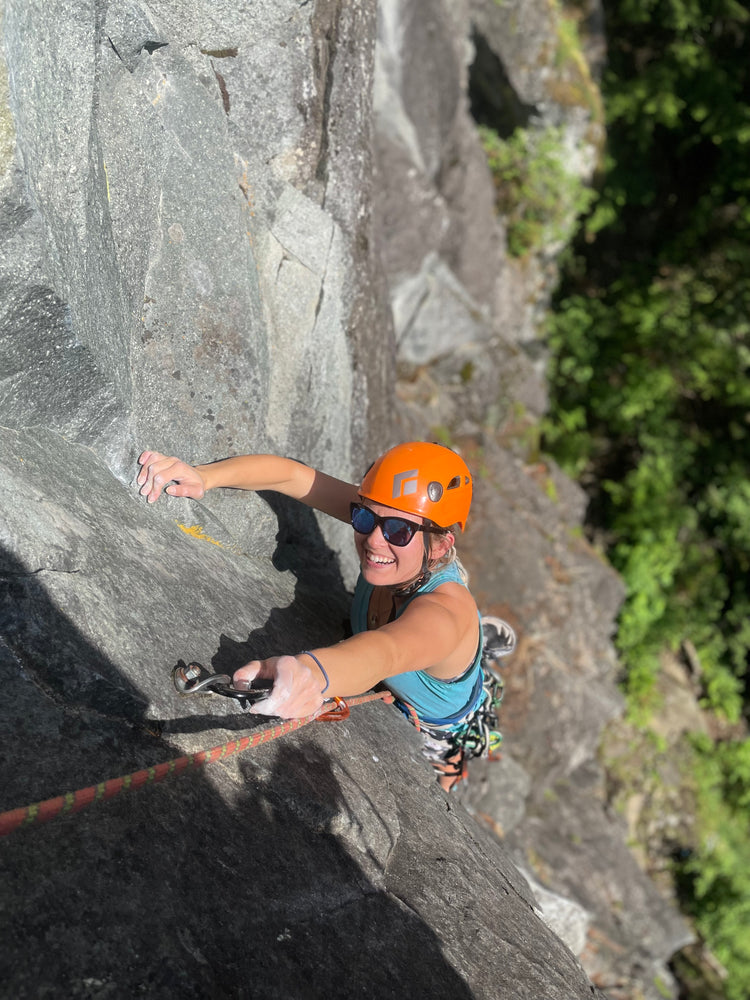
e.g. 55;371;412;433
392;469;419;499
427;481;443;502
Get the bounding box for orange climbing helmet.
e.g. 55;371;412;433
359;442;473;531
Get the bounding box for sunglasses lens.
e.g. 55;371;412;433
350;504;418;546
351;505;376;534
382;519;416;547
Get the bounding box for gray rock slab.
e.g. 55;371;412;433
2;0;389;505
0;427;602;999
515;763;694;1000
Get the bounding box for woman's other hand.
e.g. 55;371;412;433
233;655;326;718
137;451;206;504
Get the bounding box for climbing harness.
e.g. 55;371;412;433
453;617;516;766
396;667;504;769
396;615;516;788
0;686;392;838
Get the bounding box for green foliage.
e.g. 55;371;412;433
545;247;750;725
544;222;750;721
552;10;606;120
675;734;750;999
541;0;750;993
654;975;674;999
431;426;454;448
478;125;596;257
460;360;475;384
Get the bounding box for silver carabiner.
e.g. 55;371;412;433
173;661;233;695
172;661;273;707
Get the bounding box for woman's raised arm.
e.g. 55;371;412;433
136;450;359;521
235;583;476;718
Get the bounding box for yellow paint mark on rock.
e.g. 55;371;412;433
175;522;249;559
176;523;225;548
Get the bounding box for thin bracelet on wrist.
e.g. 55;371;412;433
300;650;329;694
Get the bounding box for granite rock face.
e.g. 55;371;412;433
0;427;600;999
373;0;607;430
1;1;688;998
1;0;391;567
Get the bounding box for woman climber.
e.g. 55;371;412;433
137;442;515;790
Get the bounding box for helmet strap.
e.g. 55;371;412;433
391;535;433;597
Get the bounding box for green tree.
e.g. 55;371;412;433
542;1;750;993
545;0;750;715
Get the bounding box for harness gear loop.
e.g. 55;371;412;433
392;615;516;788
396;669;504;765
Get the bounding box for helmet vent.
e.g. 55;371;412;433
447;475;462;490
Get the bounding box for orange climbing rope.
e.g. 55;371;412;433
0;690;393;838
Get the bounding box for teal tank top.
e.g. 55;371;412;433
350;562;484;725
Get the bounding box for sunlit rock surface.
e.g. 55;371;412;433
1;2;689;998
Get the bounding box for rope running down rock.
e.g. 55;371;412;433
0;690;393;838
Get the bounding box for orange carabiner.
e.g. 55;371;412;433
316;697;351;722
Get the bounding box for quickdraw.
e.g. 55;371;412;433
172;660;273;707
459;670;504;760
172;662;352;721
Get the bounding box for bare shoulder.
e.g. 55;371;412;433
385;579;479;676
411;580;477;620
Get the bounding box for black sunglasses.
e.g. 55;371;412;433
350;502;441;547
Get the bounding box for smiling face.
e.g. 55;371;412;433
353;500;453;588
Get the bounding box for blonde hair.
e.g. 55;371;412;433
428;525;469;583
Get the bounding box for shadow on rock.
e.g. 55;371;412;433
2;537;472;996
1;608;473;998
209;492;355;678
0;544;164;809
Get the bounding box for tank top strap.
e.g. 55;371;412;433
350;561;466;635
